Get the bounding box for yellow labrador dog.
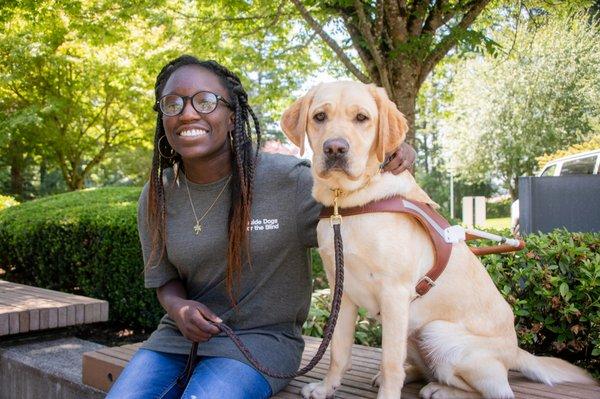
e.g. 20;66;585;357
281;81;597;399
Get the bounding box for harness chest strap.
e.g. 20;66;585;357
319;196;453;297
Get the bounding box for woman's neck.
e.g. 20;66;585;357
181;151;232;184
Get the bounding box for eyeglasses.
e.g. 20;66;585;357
157;91;232;116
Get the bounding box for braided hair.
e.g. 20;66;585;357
147;55;261;305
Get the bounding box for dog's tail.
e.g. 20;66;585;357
514;348;598;386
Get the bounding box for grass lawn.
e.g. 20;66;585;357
480;217;511;230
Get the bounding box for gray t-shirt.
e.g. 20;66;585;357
138;153;320;393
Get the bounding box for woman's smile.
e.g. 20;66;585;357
160;65;234;167
176;123;211;140
179;128;208;138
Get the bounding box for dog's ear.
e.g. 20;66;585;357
280;87;317;156
369;85;408;163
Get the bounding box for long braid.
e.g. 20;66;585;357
146;55;261;307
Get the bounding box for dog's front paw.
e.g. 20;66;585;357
419;382;480;399
301;381;338;399
420;382;453;399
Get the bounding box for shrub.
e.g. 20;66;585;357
302;288;382;347
486;197;512;218
485;229;599;374
0;194;19;211
0;187;162;330
305;229;600;376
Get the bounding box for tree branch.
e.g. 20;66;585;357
354;0;391;91
344;18;379;82
419;0;492;85
373;0;385;39
384;0;408;45
422;0;449;34
52;144;71;187
7;83;29;104
79;98;111;139
82;142;111;176
407;0;431;36
273;32;318;57
291;0;369;83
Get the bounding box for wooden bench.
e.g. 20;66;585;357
82;335;600;398
0;280;109;336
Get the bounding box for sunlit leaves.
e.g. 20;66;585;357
442;12;600;197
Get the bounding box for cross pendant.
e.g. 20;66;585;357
193;223;202;235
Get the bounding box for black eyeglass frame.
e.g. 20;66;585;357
156;91;233;116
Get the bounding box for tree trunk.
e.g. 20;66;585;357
509;176;519;201
75;176;84;190
66;173;85;191
39;162;47;193
393;89;417;147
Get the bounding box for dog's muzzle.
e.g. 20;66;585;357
323;138;349;171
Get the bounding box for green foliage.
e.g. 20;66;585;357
310;248;328;290
486;197;512;218
485;229;600;374
0;1;160;193
305;229;600;375
302;288;382;347
443;12;600;198
0;186;163;329
0;0;321;196
0;194;18;211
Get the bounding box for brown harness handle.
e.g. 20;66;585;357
469;240;525;256
465;232;525;256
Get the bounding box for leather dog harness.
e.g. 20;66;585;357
319;195;454;297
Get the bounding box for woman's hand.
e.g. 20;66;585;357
170;298;222;343
156;279;222;343
382;142;416;174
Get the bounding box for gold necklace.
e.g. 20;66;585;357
184;174;231;235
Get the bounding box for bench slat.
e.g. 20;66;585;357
82;337;599;398
82;350;129;392
0;280;109;336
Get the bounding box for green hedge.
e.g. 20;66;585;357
0;187;162;330
486;230;599;374
1;189;598;375
486;197;512;218
305;230;600;376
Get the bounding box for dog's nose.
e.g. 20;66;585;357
323;138;349;158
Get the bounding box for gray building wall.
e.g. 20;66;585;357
519;175;600;234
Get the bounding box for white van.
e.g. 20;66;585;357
537;149;600;176
511;149;600;229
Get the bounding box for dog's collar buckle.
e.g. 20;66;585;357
415;276;436;298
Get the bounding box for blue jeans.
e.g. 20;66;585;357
105;348;272;399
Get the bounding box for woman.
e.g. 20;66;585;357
106;55;415;399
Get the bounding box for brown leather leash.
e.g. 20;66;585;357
177;190;346;387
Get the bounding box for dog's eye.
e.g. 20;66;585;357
313;112;327;122
356;113;369;122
